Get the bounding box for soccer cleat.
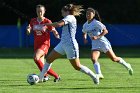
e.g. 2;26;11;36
93;74;99;85
43;76;50;82
54;76;61;82
38;78;43;83
97;74;104;79
127;63;133;75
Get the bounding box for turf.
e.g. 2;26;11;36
0;58;139;93
0;47;139;93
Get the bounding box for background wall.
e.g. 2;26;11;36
0;0;140;48
0;24;140;48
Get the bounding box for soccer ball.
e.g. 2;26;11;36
27;74;39;85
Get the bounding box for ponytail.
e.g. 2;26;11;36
62;4;84;16
95;10;101;22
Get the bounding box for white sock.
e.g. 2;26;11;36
94;62;102;74
39;62;52;81
119;58;129;69
80;65;96;79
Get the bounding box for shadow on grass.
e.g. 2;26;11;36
0;79;29;87
60;86;140;90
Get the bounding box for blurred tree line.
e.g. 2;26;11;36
0;0;140;25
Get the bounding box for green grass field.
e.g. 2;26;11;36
0;47;140;93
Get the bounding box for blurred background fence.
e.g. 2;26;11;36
0;0;139;58
0;23;140;48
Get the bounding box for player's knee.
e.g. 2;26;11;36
34;55;40;62
111;57;119;62
91;58;97;63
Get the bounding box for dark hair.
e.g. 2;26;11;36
62;4;84;16
36;4;46;11
86;7;101;22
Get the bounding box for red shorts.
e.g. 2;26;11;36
34;44;50;55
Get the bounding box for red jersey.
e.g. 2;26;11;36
30;18;53;50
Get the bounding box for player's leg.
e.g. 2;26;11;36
39;43;64;82
40;55;60;81
64;42;99;84
34;48;60;80
69;58;99;84
39;55;50;81
91;50;104;79
34;49;45;71
45;53;60;81
106;49;133;75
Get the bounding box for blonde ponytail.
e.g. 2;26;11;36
62;4;84;16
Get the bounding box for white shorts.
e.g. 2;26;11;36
54;42;79;59
92;40;112;53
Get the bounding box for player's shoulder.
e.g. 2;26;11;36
44;18;52;23
83;21;88;27
94;19;106;29
30;18;37;24
94;19;104;26
65;15;75;20
31;18;37;21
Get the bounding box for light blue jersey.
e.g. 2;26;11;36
61;15;77;45
54;15;79;59
82;19;111;53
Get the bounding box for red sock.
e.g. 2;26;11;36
35;58;58;78
48;68;59;79
34;59;43;71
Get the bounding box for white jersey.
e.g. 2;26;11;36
82;19;111;53
54;15;79;59
61;15;77;45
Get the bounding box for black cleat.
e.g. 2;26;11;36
54;76;61;82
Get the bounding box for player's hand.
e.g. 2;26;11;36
55;34;60;39
83;39;88;44
26;24;31;35
52;29;60;39
53;32;60;39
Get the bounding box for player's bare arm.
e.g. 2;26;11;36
45;20;65;27
26;24;31;35
52;30;60;39
92;28;108;40
83;33;88;44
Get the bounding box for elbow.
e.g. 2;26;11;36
106;30;108;34
105;29;108;34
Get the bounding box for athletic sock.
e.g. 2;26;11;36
35;59;58;78
35;59;44;71
80;65;96;79
119;57;129;69
39;62;52;81
47;68;59;79
94;62;102;74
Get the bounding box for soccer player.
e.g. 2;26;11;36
39;4;99;84
26;4;60;82
82;7;133;79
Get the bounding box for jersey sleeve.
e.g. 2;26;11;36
46;19;54;31
96;21;106;30
29;18;34;29
62;15;72;25
82;23;87;33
